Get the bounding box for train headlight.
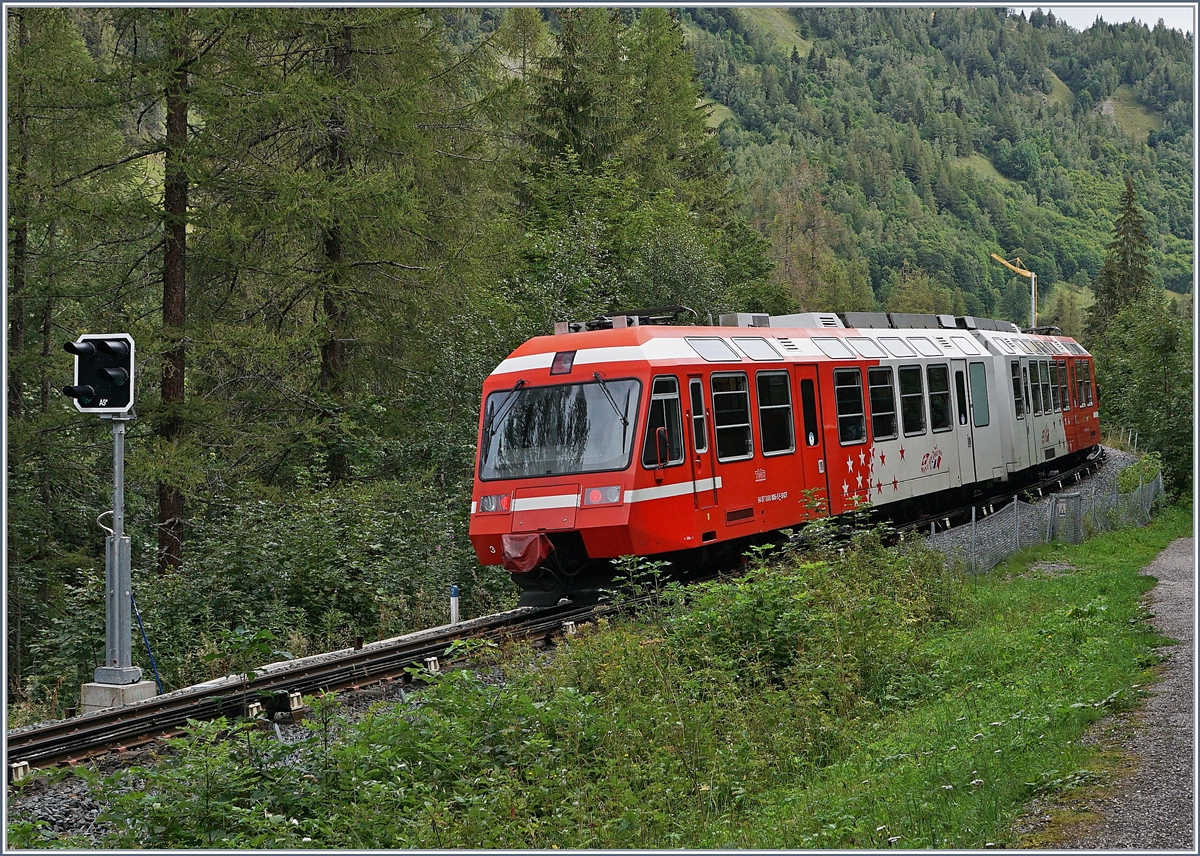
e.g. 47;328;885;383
479;494;511;513
582;485;622;506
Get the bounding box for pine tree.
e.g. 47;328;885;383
525;8;628;173
1085;175;1154;341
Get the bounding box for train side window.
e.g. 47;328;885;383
1049;361;1061;411
868;367;898;440
1039;361;1052;415
756;371;795;455
641;376;684;468
969;361;990;427
1022;365;1034;416
1058;360;1070;411
689;378;708;454
800;378;820;447
1029;362;1043;415
711;373;753;461
927;364;952;432
1010;360;1024;419
899;365;926;436
833;368;866;444
1079;360;1094;406
954;369;969;426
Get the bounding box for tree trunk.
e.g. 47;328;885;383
320;21;352;483
158;9;190;572
7;12;30;420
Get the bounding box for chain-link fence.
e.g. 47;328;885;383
926;472;1165;574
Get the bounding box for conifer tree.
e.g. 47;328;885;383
1085;175;1153;341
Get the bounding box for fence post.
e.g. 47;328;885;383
1014;496;1020;552
971;506;977;573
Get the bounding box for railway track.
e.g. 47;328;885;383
7;449;1108;778
6;600;609;775
896;446;1106;536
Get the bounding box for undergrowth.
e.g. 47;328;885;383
10;504;1189;849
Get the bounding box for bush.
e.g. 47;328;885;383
1117;450;1162;493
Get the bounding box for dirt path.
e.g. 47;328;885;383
1017;537;1195;849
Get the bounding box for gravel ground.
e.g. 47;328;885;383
1014;536;1195;850
927;446;1141;572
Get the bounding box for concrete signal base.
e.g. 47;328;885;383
81;680;158;714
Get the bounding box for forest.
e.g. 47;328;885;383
5;7;1193;717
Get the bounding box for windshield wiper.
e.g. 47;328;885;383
592;372;629;430
484;378;526;441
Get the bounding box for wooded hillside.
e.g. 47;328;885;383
5;7;1192;715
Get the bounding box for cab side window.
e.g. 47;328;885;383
641;375;684;468
689;378;708;453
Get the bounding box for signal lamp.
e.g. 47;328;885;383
582;486;622;506
479;494;511;513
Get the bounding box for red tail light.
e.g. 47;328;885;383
582;486;621;506
479;494;511;513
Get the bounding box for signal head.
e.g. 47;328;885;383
62;333;135;414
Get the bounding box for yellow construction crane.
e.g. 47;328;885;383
990;252;1037;329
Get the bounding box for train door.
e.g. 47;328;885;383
951;359;978;485
1060;359;1079;451
794;364;831;515
1020;358;1038;466
686;375;718;510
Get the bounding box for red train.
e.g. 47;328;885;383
468;310;1101;605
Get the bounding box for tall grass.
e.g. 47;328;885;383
13;505;1188;849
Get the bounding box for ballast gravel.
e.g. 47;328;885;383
1015;536;1195;850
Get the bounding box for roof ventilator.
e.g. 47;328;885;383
554;305;697;334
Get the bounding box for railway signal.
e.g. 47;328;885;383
62;333;135;414
61;333;154;707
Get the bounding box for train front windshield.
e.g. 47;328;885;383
479;379;641;480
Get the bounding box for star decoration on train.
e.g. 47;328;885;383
879;452;886;465
858;448;867;468
846;454;854;472
842;480;850;496
892;476;899;491
876;481;883;494
899;446;906;460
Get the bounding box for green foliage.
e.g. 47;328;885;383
684;7;1191;312
53;504;1188;849
1087;175;1154;339
1091;289;1193;492
5;6;1193;723
1116;453;1163;495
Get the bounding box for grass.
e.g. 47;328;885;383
21;504;1189;849
1101;85;1164;142
739;504;1192;848
701;98;735;129
1044;68;1076;110
1045;279;1094;312
741;7;812;57
956;153;1015;186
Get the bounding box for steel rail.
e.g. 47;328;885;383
7;452;1108;775
7;601;605;773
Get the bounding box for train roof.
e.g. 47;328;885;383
488;312;1090;378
